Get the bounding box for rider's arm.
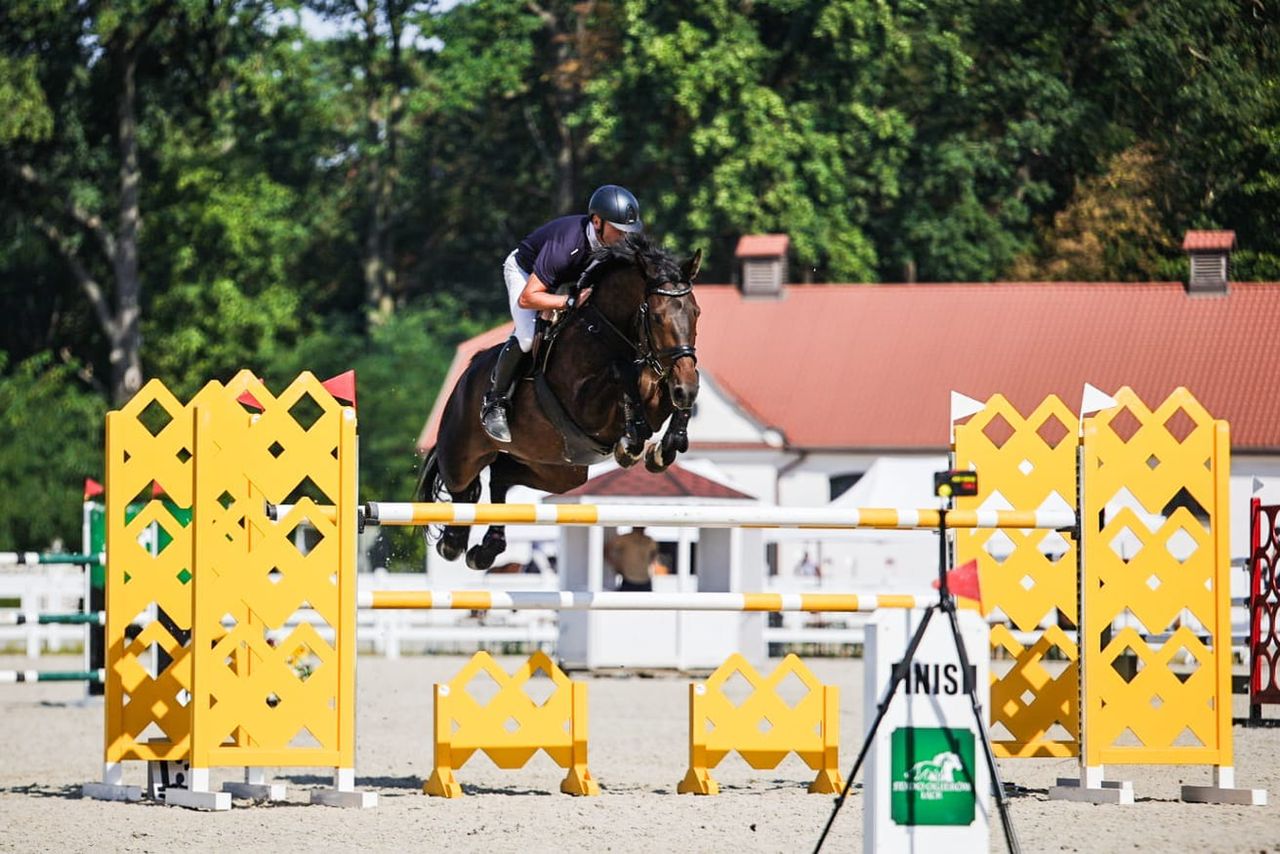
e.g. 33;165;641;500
518;273;591;311
517;273;571;311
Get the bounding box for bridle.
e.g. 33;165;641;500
584;280;697;382
635;282;697;379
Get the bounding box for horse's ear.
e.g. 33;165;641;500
682;249;703;283
637;252;659;283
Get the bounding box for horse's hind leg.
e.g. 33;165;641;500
416;449;481;562
438;479;480;562
465;458;517;571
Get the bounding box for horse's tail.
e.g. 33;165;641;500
415;446;448;503
414;447;450;545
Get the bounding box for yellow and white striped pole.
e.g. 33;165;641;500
358;502;1075;531
357;590;950;612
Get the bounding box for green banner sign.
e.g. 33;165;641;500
890;727;976;826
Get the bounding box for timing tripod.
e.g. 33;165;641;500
814;472;1021;854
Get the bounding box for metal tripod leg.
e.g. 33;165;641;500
812;605;939;852
942;601;1022;854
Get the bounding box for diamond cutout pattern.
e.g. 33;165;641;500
720;670;754;708
1165;527;1199;563
1109;647;1143;684
521;669;557;707
137;398;175;437
1108;407;1142;443
1035;413;1070;449
774;669;811;709
1171;645;1202;684
1163;407;1197;443
1109;526;1144;561
288;393;326;431
464;670;502;706
982;413;1016;449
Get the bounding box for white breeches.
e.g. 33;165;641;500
504;251;536;353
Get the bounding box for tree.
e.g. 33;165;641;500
1;1;190;405
0;0;317;404
0;354;106;549
1007;145;1172;281
307;0;439;323
579;0;920;282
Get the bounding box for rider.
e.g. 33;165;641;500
480;184;643;443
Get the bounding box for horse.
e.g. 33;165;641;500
416;233;703;570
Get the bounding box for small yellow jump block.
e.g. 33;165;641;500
678;653;842;795
424;651;599;797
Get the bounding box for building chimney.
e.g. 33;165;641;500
1182;230;1235;294
734;234;789;297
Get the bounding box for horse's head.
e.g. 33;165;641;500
589;235;702;412
636;247;702;410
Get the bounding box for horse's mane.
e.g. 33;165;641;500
585;233;684;288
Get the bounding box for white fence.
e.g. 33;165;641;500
0;567;86;656
0;565;1257;662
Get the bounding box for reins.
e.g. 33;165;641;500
580;281;696;380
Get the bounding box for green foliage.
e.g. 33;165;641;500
1008;146;1173;282
0;354;106;549
0;54;53;143
3;0;1280;547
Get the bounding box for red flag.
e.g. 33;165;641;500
237;389;265;411
84;478;104;499
321;370;357;409
932;558;982;607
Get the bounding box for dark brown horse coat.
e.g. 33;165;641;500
417;234;702;569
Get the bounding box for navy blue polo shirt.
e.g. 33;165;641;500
514;215;593;287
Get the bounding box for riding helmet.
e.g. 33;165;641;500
588;185;643;233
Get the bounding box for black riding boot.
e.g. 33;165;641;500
480;336;525;443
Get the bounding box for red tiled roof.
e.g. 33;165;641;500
688;282;1280;450
554;462;754;500
735;234;790;258
422;281;1280;453
1183;230;1236;251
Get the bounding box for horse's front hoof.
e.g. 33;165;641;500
466;544;498;571
614;442;643;468
644;441;671;473
437;537;466;562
